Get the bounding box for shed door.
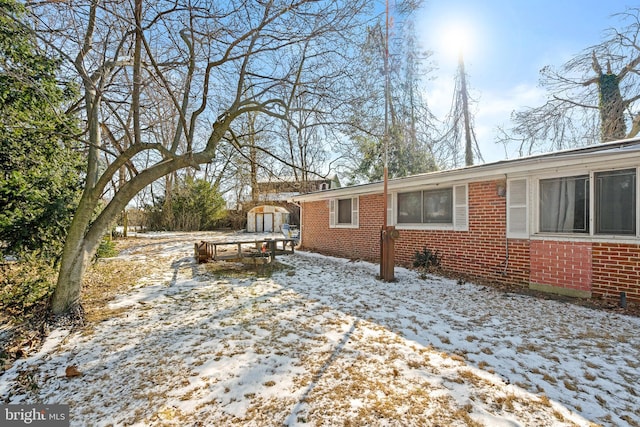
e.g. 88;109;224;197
256;213;264;232
264;213;274;232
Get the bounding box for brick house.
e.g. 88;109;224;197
292;139;640;303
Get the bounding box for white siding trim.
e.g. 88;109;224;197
507;178;528;238
351;197;359;227
453;184;468;231
329;199;336;228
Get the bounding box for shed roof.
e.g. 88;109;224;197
247;205;290;214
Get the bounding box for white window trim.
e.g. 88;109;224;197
453;184;469;231
386;193;394;225
329;196;359;229
393;185;467;231
531;166;640;240
591;167;638;238
534;173;590;235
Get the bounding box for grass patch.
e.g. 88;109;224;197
81;239;158;324
563;379;579;392
496;393;517;411
481;347;494;355
542;373;557;384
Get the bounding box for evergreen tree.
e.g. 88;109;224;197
0;0;82;259
146;176;226;232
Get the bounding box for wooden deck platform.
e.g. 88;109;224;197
194;238;295;264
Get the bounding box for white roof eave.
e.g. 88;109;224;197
292;140;640;203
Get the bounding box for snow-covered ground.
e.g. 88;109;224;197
1;232;639;426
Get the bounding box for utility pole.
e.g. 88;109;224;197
380;0;397;281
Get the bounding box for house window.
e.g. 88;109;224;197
397;191;422;223
424;188;453;223
539;175;589;233
337;198;352;224
595;169;636;235
397;188;453;224
329;197;359;228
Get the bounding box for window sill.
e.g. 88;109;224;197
530;233;640;244
395;224;455;231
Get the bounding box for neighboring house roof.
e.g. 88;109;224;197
292;138;640;202
256;192;301;202
257;173;338;184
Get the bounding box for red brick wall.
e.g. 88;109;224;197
300;195;384;262
301;180;530;287
592;243;640;302
299;180;640;303
530;241;592;292
393;181;529;286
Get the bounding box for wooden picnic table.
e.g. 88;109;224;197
194;238;295;264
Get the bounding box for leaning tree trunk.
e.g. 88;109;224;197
50;163;177;314
50;196;103;314
50;129;226;314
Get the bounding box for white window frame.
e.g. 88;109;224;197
329;197;359;228
591;167;638;237
531;166;639;240
393;185;467;231
536;174;590;235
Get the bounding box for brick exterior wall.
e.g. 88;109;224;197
530;241;592;293
393;181;529;286
592;243;640;302
300;195;384;262
301;181;530;287
300;179;640;303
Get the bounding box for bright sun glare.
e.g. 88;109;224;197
441;22;473;58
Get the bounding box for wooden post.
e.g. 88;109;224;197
269;240;276;263
380;226;397;281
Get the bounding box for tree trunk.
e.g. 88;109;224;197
50;193;102;313
598;72;627;141
50;126;227;314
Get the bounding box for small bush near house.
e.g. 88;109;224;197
413;247;441;271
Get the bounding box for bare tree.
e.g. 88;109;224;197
499;7;640;156
29;0;369;314
438;49;484;168
342;7;438;183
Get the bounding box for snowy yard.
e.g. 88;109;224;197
1;232;639;426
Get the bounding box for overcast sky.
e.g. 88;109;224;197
415;0;632;162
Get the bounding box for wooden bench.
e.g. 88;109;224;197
194;238;295;264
